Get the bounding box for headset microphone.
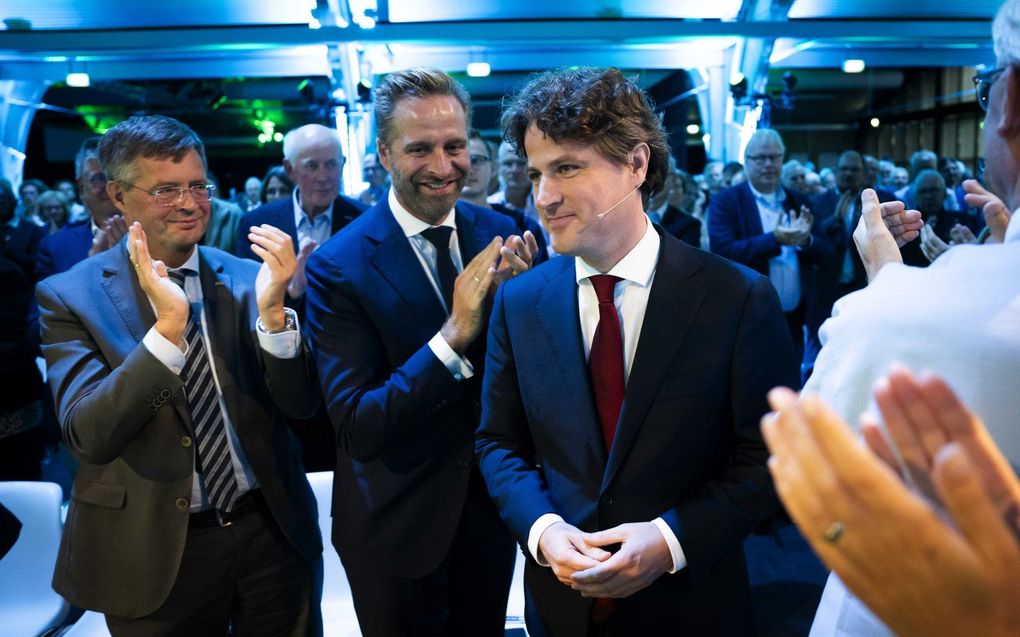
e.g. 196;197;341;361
596;184;642;220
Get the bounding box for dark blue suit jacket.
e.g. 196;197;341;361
35;220;92;282
476;229;797;636
708;181;828;282
234;194;367;261
304;199;517;578
2;219;47;279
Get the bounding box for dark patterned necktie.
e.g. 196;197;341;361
420;226;457;313
167;269;238;512
588;274;624;452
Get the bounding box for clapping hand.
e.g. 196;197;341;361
127;221;189;345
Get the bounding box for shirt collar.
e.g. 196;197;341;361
749;182;785;203
388;187;457;237
575;216;659;288
173;247;201;274
292;187;334;228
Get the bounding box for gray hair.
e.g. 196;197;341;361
282;124;341;162
374;67;472;148
99;115;206;184
747;128;785;155
74;136;102;179
994;0;1020;66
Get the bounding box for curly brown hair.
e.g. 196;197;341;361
500;67;670;201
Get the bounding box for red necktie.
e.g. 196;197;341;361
588;274;624;452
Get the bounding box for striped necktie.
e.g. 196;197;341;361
167;269;239;512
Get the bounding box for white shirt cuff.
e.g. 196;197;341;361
143;326;187;375
651;517;687;573
256;308;301;359
427;331;474;381
528;513;565;566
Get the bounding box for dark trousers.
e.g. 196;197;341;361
105;500;320;637
345;470;516;637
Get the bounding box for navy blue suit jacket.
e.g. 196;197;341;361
708;181;828;282
304;199;517;578
234;194;367;261
476;229;797;636
35;220;92;282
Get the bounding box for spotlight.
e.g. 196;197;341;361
66;72;90;88
467;62;491;78
843;59;865;73
870;117;881;128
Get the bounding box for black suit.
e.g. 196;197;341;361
477;229;796;635
305;199;516;636
659;205;702;248
2;219;47;279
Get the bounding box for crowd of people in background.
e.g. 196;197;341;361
1;1;1018;632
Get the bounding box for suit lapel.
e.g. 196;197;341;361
536;261;608;469
455;203;490;265
330;196;360;235
602;234;707;492
739;183;765;236
100;242;194;427
100;243;156;344
366;202;448;334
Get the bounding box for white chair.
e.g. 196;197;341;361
306;471;362;637
0;481;70;636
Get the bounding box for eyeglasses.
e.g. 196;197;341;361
973;66;1006;112
469;154;490;167
120;181;215;207
745;154;783;165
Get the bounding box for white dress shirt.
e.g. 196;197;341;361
749;183;801;312
292;187;334;249
528;218;688;574
142;247;301;511
387;188;474;381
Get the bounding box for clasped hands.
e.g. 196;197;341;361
537;520;672;599
127;222;298;346
774;205;814;246
440;230;538;354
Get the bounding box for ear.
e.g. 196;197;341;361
999;64;1020;138
376;138;394;172
629;142;650;186
106;180;130;215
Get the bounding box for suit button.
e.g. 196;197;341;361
175;498;189;510
159;389;172;399
601;495;614;507
180;436;192;448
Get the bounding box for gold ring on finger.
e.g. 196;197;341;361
823;521;845;544
473;276;481;283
